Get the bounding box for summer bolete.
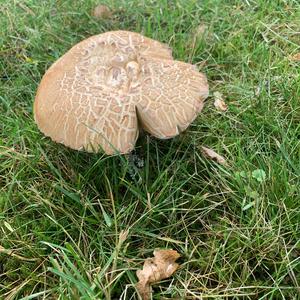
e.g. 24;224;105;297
34;31;209;154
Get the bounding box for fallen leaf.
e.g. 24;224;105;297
290;53;300;61
213;91;228;111
92;4;112;19
136;249;180;300
201;146;228;166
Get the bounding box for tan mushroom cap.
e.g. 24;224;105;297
34;30;209;154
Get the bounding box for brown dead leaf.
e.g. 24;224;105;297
201;146;228;166
290;53;300;61
213;91;228;111
92;4;112;19
136;249;180;300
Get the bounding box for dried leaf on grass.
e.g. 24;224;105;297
290;53;300;61
92;4;112;19
201;146;228;166
213;91;228;111
136;249;180;300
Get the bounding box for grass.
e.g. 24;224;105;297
0;0;300;299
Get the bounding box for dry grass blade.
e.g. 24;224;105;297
0;245;38;262
136;249;180;300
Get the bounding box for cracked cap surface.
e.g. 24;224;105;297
34;30;209;154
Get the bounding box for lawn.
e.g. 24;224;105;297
1;0;300;299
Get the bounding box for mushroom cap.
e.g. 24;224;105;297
34;30;209;154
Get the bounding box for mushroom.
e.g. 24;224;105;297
34;30;209;154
